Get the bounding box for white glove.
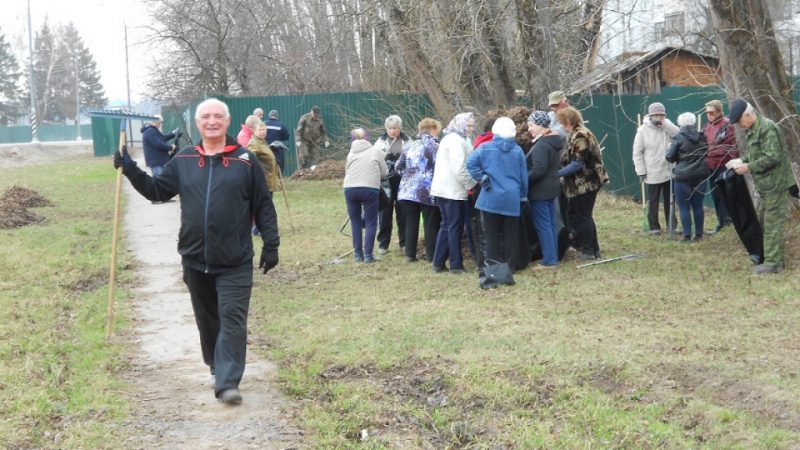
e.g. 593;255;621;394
324;141;330;148
725;158;743;170
296;142;302;147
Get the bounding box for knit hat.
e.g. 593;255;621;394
527;111;550;127
727;98;748;124
548;91;566;107
268;110;279;119
491;117;517;139
648;102;666;115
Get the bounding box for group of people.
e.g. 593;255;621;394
633;98;795;275
116;93;795;407
342;90;610;283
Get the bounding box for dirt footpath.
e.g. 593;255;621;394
121;152;302;449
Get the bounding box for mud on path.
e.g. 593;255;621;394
119;152;302;449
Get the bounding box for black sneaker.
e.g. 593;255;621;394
432;265;447;273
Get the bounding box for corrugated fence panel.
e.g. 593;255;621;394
0;124;92;143
575;85;727;201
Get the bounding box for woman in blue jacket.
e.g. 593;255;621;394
466;117;528;272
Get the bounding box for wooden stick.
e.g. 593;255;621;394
276;170;295;233
106;123;126;339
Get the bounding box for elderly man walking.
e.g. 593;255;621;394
633;102;679;235
113;98;280;404
726;99;795;275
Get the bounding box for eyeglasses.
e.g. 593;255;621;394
705;110;719;116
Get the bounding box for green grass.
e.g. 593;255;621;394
4;158;799;448
0;158;133;448
253;178;800;448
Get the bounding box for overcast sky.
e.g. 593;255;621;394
2;0;155;105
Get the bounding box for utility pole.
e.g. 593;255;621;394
124;21;132;147
27;0;39;143
74;54;82;141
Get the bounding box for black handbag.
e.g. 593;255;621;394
479;259;515;290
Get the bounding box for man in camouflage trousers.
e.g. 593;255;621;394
295;105;330;168
726;99;796;275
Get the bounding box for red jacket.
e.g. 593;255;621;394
703;117;738;169
473;132;493;150
236;124;253;148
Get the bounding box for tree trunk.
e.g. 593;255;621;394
708;0;800;175
580;0;605;73
385;3;454;118
514;0;556;108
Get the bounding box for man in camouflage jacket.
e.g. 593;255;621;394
727;99;796;275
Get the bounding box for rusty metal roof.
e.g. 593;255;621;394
566;47;718;95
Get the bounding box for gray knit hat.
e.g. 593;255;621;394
527;110;550;127
268;109;279;119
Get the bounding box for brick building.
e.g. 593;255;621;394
567;47;719;95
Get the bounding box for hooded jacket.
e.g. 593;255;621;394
141;124;175;168
466;135;528;216
343;139;388;189
121;135;279;274
632;117;679;184
665;126;709;184
431;132;477;200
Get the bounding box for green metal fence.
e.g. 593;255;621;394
0;124;92;143
168;91;436;176
574;85;727;201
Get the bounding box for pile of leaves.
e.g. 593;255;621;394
0;186;53;229
290;160;346;181
488;106;535;153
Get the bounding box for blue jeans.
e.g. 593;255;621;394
433;198;466;270
531;199;558;266
345;188;379;258
674;180;705;238
150;165;164;177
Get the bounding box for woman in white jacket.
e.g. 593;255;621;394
430;112;477;273
632;102;679;235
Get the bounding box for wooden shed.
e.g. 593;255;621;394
568;47;720;95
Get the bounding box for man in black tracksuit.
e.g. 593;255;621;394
114;98;279;405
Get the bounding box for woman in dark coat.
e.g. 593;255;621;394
526;111;564;269
556;107;609;260
666;112;709;242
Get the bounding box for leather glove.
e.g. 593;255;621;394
259;247;278;274
638;174;646;183
480;175;492;191
113;145;136;170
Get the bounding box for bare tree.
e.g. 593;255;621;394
708;0;800;171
